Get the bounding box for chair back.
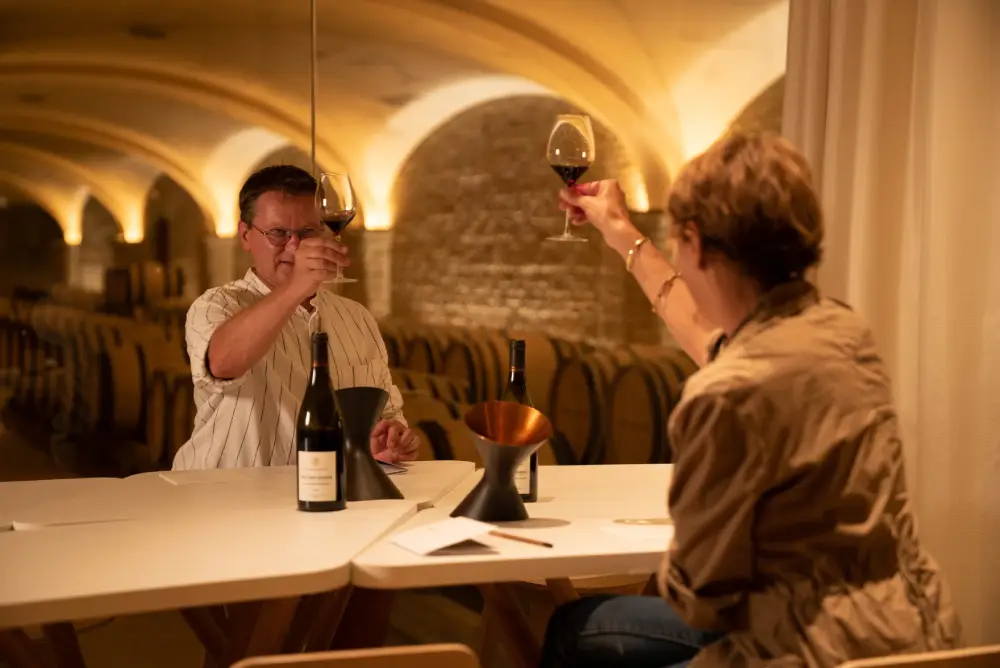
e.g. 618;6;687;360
838;645;1000;668
231;643;480;668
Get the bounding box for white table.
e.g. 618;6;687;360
352;465;672;668
0;477;121;532
0;501;417;629
0;461;475;667
11;460;475;531
353;464;673;589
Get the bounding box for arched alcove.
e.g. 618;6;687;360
248;145;315;175
78;197;118;293
390;94;656;342
0;201;66;294
141;175;210;299
730;76;785;135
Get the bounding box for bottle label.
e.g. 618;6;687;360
298;451;338;502
514;458;531;494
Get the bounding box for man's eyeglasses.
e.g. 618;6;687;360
248;224;323;247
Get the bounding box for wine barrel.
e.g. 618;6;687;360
145;371;170;466
400;390;477;463
168;375;196;467
548;348;632;464
97;322;145;440
441;337;481;401
129;261;167;306
631;352;695;460
607;364;662;464
467;329;508;401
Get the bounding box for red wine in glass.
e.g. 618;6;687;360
546;114;595;243
316;172;358;284
323;211;355;236
551;164;589;187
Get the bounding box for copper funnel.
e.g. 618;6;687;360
451;401;552;522
334;387;404;501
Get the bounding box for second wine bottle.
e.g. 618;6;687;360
501;339;537;502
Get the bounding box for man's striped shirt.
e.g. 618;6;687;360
172;269;405;469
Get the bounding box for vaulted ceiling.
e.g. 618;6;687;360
0;0;788;242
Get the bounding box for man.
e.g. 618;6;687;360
173;165;419;470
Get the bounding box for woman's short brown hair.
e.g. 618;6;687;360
667;131;823;289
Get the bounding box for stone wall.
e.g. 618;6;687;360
0;203;66;294
142;175;210;299
389;95;665;344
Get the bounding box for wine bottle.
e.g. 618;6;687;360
501;339;537;502
297;332;346;512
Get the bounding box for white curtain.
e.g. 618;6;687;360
783;0;1000;645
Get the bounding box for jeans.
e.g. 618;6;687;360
540;595;724;668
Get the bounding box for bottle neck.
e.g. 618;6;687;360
310;337;330;384
508;343;525;385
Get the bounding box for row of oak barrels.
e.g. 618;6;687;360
139;308;700;465
0;298;697;472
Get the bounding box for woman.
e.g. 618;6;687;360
540;132;960;667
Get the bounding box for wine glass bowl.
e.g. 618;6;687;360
546;114;595;243
316;172;359;284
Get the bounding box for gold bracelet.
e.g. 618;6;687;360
626;236;651;273
651;271;682;313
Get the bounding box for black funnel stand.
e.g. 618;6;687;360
451;401;553;523
334;387;404;501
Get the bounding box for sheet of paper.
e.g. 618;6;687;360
391;517;495;556
378;461;408;475
157;470;254;485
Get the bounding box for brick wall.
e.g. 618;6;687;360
389;95;665;344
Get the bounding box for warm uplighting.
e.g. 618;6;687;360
671;2;789;160
364;76;557;228
203;127;291;238
363;207;391;231
620;166;650;213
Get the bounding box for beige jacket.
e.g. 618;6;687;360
658;281;961;668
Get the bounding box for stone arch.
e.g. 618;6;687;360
142;175;210;298
729;76;785;134
0;55;348;179
248;145;318;175
0;109;215;238
390;94;659;343
0;142;129;233
78;197;118;293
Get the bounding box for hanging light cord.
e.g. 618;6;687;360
309;0;318;176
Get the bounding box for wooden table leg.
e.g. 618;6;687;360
41;623;85;668
303;588;353;652
0;629;47;668
544;578;581;606
478;583;541;668
240;598;299;660
181;608;231;668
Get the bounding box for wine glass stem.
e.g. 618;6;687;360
335;234;345;279
562;210;572;237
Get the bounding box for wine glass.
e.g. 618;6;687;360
316;172;358;284
546;114;595;243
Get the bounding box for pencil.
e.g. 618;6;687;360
489;530;553;548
